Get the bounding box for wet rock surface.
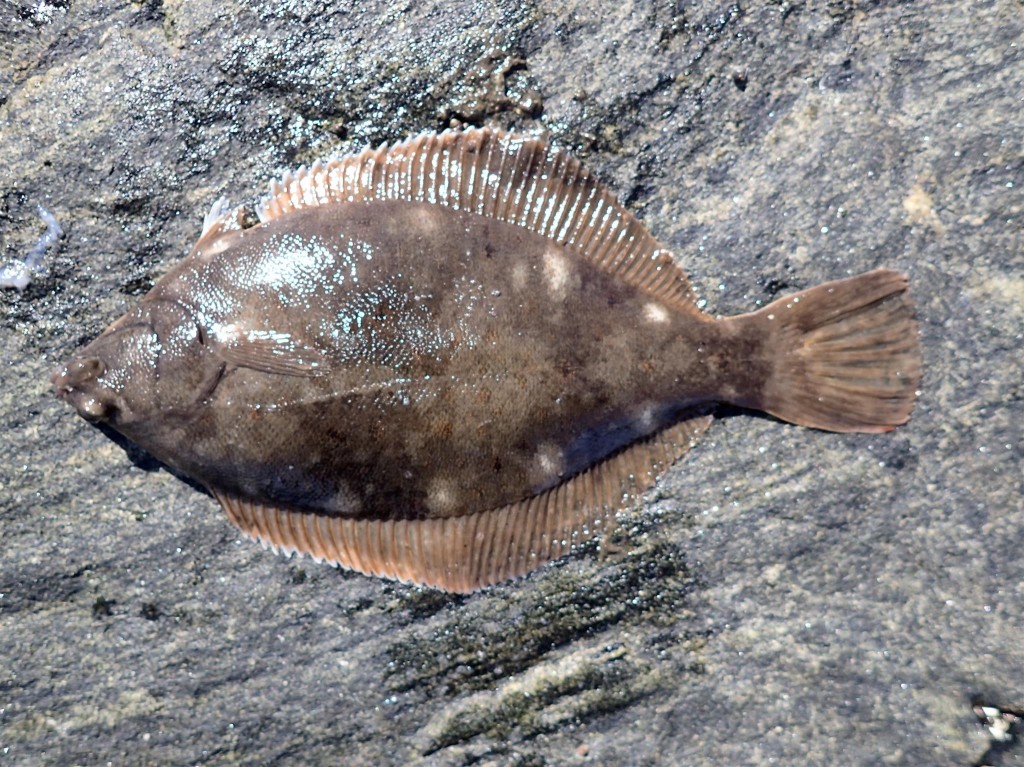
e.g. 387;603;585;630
1;1;1021;765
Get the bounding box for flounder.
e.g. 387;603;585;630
53;129;922;592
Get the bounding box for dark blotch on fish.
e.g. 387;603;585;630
53;129;922;592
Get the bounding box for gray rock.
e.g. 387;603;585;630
1;0;1021;765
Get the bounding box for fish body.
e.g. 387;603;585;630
53;130;921;592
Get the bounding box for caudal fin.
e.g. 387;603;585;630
755;269;922;433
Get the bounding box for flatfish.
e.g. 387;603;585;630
52;129;922;592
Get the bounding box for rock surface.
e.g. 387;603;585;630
1;1;1021;765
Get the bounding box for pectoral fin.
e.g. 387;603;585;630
209;325;329;376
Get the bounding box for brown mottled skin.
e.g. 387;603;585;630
55;200;768;521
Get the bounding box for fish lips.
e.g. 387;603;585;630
52;357;113;422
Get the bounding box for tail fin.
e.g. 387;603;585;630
755;269;921;433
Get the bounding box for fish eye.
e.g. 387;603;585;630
70;357;106;385
78;357;106;379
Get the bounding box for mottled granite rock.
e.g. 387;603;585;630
1;1;1021;765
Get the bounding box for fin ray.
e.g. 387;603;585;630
754;269;922;433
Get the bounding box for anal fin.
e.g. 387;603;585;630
211;411;712;592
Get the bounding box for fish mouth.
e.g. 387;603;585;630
52;357;111;421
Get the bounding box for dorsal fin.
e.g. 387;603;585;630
192;196;247;261
257;129;703;315
212;411;712;593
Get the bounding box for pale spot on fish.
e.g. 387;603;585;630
530;441;566;487
643;301;670;324
407;205;441;236
511;261;530;291
426;476;460;515
635;403;657;432
330;482;363;515
542;247;573;300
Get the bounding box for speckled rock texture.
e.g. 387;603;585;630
1;1;1021;765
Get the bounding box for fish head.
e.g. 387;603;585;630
52;298;217;429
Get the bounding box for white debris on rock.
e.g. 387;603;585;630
0;206;63;291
